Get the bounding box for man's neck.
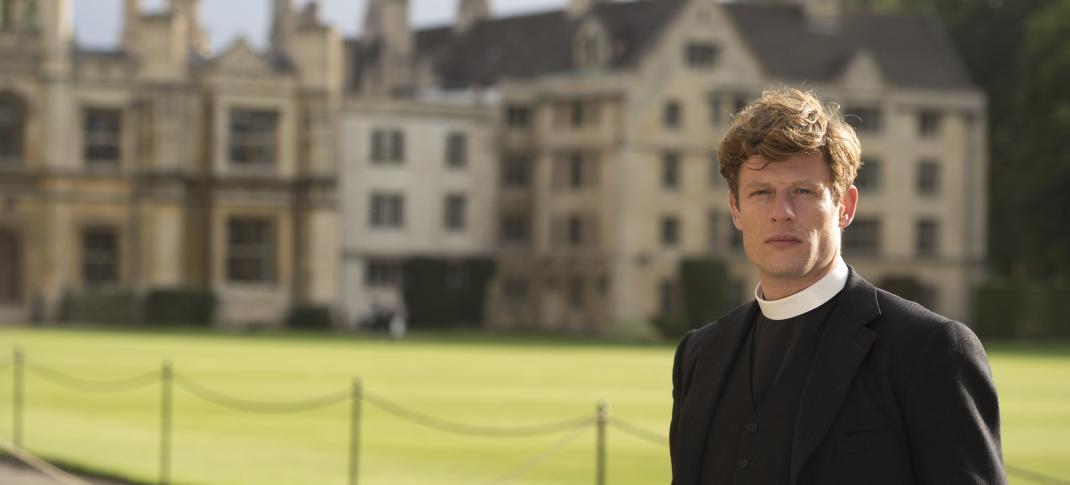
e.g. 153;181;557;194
760;259;837;301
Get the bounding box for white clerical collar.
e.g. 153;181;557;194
754;256;849;321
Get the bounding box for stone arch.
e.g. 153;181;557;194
0;91;27;165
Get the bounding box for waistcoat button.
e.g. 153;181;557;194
745;422;759;433
737;458;749;468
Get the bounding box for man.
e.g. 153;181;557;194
669;88;1005;484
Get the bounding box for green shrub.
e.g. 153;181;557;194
59;287;140;323
402;257;496;328
286;305;334;331
144;288;216;326
655;258;741;339
973;278;1070;339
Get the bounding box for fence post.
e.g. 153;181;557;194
349;378;362;485
13;346;24;449
595;401;607;485
160;360;173;485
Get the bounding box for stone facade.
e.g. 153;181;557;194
347;0;987;330
0;0;342;327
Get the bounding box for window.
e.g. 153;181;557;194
370;128;405;163
370;193;405;228
843;218;881;256
226;218;276;283
0;0;12;32
554;100;599;128
662;151;680;190
709;151;721;187
229;109;278;167
506;105;531;128
0;229;18;303
501;214;530;243
916;218;939;257
685;43;719;68
84;108;122;168
568;215;584;246
444;193;466;231
503;279;530;304
554;151;598;190
365;260;402;288
568;277;584;310
707;93;723;126
446;132;467;168
856;157;880;191
917;160;940;195
663;101;682;129
0;94;25;165
707;210;720;255
919;110;942;137
733;94;749;115
659;279;674;316
661;216;680;247
502;155;531;187
82;226;119;285
844;106;882;133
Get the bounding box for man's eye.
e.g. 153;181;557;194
750;189;771;197
795;188;815;195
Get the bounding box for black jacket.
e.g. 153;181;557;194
669;269;1005;484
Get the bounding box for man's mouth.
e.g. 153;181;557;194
765;235;801;247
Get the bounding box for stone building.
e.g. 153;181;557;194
345;0;987;330
0;0;342;326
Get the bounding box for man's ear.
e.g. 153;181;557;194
729;192;743;230
839;185;859;229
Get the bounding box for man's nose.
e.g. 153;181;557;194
771;191;795;222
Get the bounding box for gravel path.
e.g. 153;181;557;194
0;456;134;485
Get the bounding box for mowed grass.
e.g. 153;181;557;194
0;327;1067;485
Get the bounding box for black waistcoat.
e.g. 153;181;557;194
698;297;838;484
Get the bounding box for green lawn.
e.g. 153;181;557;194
0;327;1066;485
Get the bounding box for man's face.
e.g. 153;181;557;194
729;153;857;297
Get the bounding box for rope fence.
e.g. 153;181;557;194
1;347;1067;485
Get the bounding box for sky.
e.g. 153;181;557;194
74;0;569;53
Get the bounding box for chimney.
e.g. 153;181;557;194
802;0;841;32
454;0;490;34
172;0;209;56
567;0;610;19
40;0;72;76
270;0;295;58
361;0;414;95
122;0;140;52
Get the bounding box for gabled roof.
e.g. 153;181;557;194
722;3;975;90
350;0;687;91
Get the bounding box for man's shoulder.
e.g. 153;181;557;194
680;301;755;347
868;286;980;348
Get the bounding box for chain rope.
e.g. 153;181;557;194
173;372;352;413
25;359;158;393
481;419;593;485
607;417;669;447
362;390;593;438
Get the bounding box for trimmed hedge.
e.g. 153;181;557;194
287;305;334;331
59;287;140;323
974;278;1070;339
402;257;496;328
144;288;216;326
653;258;741;339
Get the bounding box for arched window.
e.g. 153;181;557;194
0;93;25;165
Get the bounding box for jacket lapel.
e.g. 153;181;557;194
789;269;881;485
675;303;757;483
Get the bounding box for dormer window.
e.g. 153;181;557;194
686;42;720;68
574;21;609;69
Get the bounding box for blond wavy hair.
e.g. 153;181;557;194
717;88;862;201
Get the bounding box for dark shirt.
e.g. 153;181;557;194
699;294;841;484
